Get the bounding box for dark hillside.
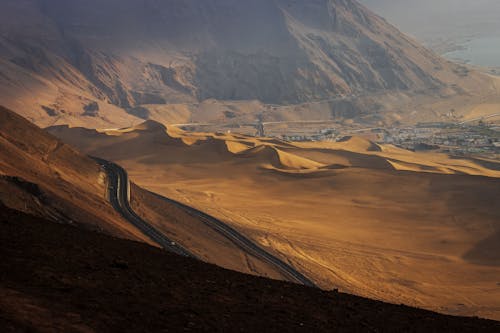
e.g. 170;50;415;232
1;205;498;332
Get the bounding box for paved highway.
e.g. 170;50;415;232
94;157;194;258
95;157;316;287
144;189;317;287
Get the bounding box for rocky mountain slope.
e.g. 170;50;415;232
0;0;496;127
2;205;499;332
0;106;153;241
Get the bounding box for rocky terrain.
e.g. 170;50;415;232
0;0;497;127
1;204;499;332
0;106;149;240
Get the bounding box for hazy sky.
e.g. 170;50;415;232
360;0;500;42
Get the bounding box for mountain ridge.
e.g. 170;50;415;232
1;0;496;127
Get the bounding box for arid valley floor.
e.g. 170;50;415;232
49;121;500;320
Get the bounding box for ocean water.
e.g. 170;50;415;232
444;36;500;67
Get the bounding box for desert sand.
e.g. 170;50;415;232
49;121;500;320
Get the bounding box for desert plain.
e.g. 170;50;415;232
48;121;500;320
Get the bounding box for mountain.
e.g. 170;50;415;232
0;0;497;127
0;106;153;241
2;205;499;331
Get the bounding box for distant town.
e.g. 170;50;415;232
278;122;500;158
178;119;500;160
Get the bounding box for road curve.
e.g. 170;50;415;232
95;158;317;287
94;157;194;258
144;189;317;287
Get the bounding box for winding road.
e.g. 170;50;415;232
95;157;316;287
95;157;194;258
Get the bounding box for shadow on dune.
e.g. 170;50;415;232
463;229;500;266
425;174;500;267
333;150;395;170
449;156;500;172
336;136;382;152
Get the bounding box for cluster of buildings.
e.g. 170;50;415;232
280;129;338;142
275;122;499;158
381;123;499;156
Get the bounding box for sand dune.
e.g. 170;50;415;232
334;136;383;152
225;140;252;154
48;121;500;319
52;121;499;177
233;145;325;172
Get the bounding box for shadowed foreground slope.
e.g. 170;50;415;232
1;205;499;332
